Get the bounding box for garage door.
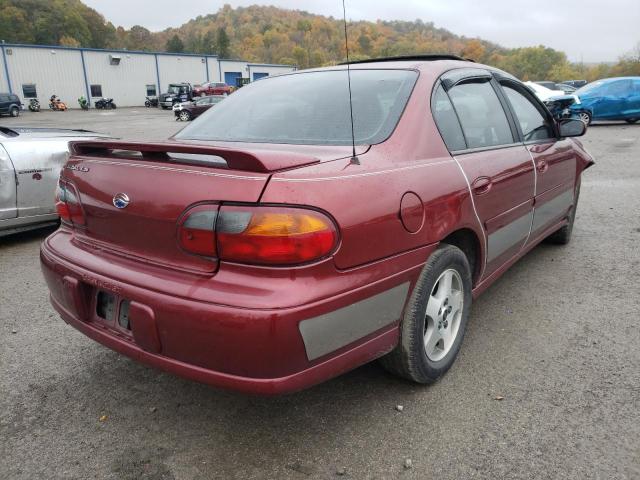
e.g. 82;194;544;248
224;72;242;88
253;72;269;81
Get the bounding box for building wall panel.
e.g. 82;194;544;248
0;45;294;107
4;47;85;106
157;55;208;93
83;51;158;107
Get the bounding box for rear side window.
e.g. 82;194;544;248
176;69;418;146
432;85;466;151
448;81;514;149
501;85;554;142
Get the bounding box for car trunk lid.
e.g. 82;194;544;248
62;141;327;274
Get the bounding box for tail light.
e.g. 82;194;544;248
177;205;218;257
55;180;85;226
177;205;338;265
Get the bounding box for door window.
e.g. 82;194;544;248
501;85;554;142
605;80;631;96
448;81;514;149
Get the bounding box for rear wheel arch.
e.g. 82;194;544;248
440;228;482;286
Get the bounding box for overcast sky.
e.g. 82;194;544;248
83;0;638;63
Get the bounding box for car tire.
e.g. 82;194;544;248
546;182;580;245
179;111;191;121
9;106;19;117
578;111;592;125
626;118;639;124
111;103;117;109
379;244;472;384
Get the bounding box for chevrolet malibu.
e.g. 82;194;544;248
41;56;594;395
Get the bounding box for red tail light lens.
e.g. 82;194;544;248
55;180;85;226
217;206;337;265
177;206;218;257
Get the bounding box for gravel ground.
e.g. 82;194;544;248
1;109;639;479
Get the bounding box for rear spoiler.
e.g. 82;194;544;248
68;141;321;173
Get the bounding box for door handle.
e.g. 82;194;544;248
536;160;549;173
471;176;492;195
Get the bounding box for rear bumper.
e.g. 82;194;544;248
41;231;429;394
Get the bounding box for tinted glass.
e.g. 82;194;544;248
576;81;605;95
432;85;466;151
22;84;37;98
90;85;102;97
502;85;554;141
605;80;631;96
176;69;418;145
448;81;513;149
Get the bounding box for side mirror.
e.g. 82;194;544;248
559;118;587;137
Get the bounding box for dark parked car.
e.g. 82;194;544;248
159;83;193;109
41;55;594;395
0;93;23;117
562;80;588;88
535;81;576;94
193;82;234;97
173;95;225;121
571;76;640;124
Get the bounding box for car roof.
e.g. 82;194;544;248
593;76;640;83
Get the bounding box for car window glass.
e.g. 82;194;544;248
176;69;418;146
606;80;631;96
447;81;513;149
502;85;554;142
432;85;466;151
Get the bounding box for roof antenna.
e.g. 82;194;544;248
342;0;359;165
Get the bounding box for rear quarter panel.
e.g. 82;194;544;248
262;66;486;273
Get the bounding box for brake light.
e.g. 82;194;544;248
55;180;85;226
217;206;337;265
176;205;338;265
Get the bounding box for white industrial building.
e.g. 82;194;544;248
0;43;295;108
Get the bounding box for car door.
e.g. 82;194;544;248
498;80;577;241
630;80;640;118
436;69;535;277
0;143;18;220
0;95;9;115
596;80;632;119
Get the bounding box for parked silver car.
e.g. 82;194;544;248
0;126;110;236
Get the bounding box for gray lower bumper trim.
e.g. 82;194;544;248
299;282;411;361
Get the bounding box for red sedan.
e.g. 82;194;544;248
41;56;594;395
192;82;234;97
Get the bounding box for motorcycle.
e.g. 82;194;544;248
144;96;159;108
94;98;116;110
78;96;89;110
28;98;40;112
49;95;67;111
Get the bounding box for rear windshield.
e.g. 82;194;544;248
176;69;418;146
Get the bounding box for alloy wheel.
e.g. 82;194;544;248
424;269;464;361
179;111;191;121
578;112;591;125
